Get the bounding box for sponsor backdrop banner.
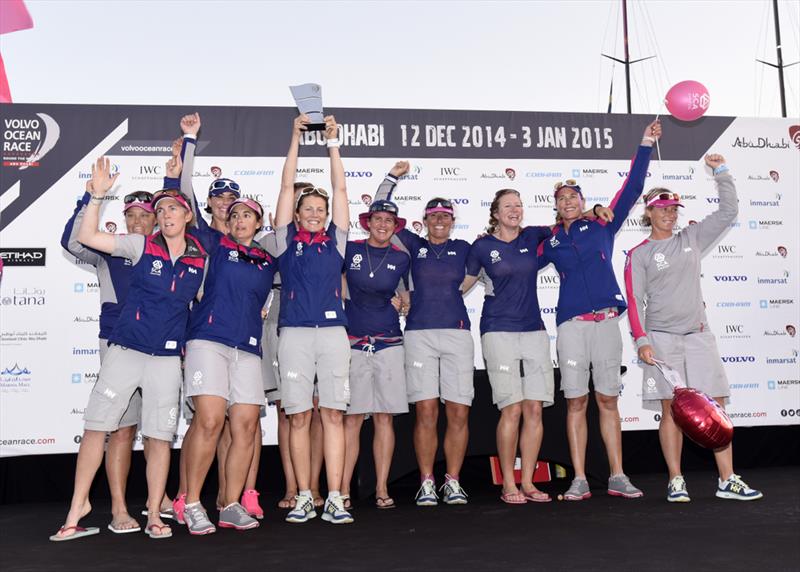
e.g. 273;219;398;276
1;104;797;456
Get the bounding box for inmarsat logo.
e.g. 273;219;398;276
2;113;60;169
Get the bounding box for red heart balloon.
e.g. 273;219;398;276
670;387;734;449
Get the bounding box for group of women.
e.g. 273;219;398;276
51;112;761;541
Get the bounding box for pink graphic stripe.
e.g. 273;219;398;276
0;0;33;35
624;239;649;342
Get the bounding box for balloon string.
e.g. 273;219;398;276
654;113;663;172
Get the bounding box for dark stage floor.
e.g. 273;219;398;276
1;466;798;572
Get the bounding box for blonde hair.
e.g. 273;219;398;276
640;187;671;227
486;189;520;234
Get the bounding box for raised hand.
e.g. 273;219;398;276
180;112;201;136
324;115;339;140
171;137;182;158
166;154;182;179
90;157;119;196
704;153;725;169
389;161;410;178
293;114;311;137
643;119;662;141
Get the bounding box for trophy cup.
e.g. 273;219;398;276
290;83;326;131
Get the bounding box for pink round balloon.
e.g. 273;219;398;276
664;80;711;121
671;387;733;449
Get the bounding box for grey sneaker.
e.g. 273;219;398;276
563;477;591;501
285;493;317;524
321;495;354;524
667;475;691;503
415;478;439;506
440;477;468;505
608;474;643;498
184;501;216;535
218;502;259;530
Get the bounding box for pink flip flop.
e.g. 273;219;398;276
523;490;552;503
500;491;528;505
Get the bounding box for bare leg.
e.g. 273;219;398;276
342;414;364;498
320;407;345;492
659;400;683;479
144;437;171;536
595;393;624;475
443;401;469;478
519;400;544;494
184;396;226;504
289;410;312;491
712;398;734;480
177;420;195;497
275;401;297;506
244;420;262;491
216;419;232;509
497;403;522;495
106;425;137;529
373;413;395;499
566;395;589;478
223;404;260;506
309;402;324;504
53;430;106;538
413;398;439;477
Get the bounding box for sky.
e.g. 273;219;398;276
2;0;799;118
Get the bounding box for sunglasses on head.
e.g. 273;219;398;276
371;202;399;215
295;186;329;207
554;179;582;193
425;198;453;210
646;192;681;205
209;179;240;192
152;189;188;204
124;191;153;204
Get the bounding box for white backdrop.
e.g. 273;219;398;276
0;112;798;457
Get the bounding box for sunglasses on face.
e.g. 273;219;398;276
124;191;154;204
210;179;240;192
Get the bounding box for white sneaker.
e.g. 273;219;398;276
667;475;691;503
285;493;317;523
321;495;354;524
415;478;439;507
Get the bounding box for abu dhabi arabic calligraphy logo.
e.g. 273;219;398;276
789;126;800;150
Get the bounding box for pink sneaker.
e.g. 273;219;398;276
241;489;264;520
173;493;186;525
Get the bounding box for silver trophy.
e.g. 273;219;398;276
290;83;326;131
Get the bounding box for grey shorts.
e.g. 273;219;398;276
405;329;474;406
184;339;265;406
100;338;140;429
481;330;554;410
278;326;351;415
262;321;280;396
640;330;730;412
556;315;623;398
84;345;181;441
347;346;408;415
